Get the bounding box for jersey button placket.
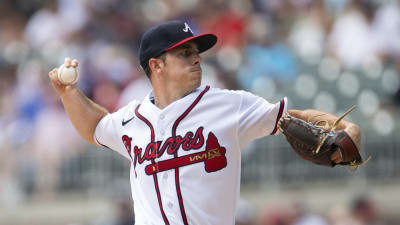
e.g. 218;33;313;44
161;170;179;222
158;114;166;138
157;114;179;222
164;198;180;223
167;201;173;208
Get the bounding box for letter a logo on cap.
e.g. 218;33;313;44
183;22;193;34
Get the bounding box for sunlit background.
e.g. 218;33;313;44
1;0;400;224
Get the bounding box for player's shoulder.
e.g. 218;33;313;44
205;86;257;105
206;86;250;98
206;86;282;105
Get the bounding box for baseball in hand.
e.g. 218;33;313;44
58;64;79;85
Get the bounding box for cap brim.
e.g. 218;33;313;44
165;34;217;53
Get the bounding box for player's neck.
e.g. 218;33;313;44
152;82;197;109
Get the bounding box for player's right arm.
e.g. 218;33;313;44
48;58;108;146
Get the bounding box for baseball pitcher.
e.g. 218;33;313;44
48;21;365;225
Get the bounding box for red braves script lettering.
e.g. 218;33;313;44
122;127;204;165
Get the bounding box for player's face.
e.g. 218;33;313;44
163;41;202;89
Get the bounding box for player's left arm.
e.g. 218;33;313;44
287;109;361;163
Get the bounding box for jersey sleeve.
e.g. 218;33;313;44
237;91;287;148
94;104;134;161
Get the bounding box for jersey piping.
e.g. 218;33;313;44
171;85;210;225
135;104;170;225
270;98;286;135
133;85;209;225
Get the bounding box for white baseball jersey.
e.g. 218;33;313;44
94;85;287;225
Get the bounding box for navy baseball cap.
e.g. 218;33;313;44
138;20;217;69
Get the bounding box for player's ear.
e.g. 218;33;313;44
148;58;164;74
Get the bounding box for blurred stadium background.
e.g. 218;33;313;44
1;0;400;224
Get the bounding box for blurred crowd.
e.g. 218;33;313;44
238;195;386;225
1;0;400;224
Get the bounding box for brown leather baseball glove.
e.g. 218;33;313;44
277;106;368;168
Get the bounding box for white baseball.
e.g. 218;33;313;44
58;64;79;85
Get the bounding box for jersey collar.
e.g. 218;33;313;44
139;85;207;118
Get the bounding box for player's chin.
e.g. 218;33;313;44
190;69;202;76
188;73;202;88
189;70;202;80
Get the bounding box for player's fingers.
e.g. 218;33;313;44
64;57;71;68
48;68;62;86
71;59;79;68
331;149;343;163
48;68;57;80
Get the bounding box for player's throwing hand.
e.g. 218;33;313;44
48;57;79;95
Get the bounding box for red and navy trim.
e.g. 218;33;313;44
171;85;210;225
165;34;214;52
136;105;155;141
270;98;285;135
135;105;170;225
95;136;113;150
